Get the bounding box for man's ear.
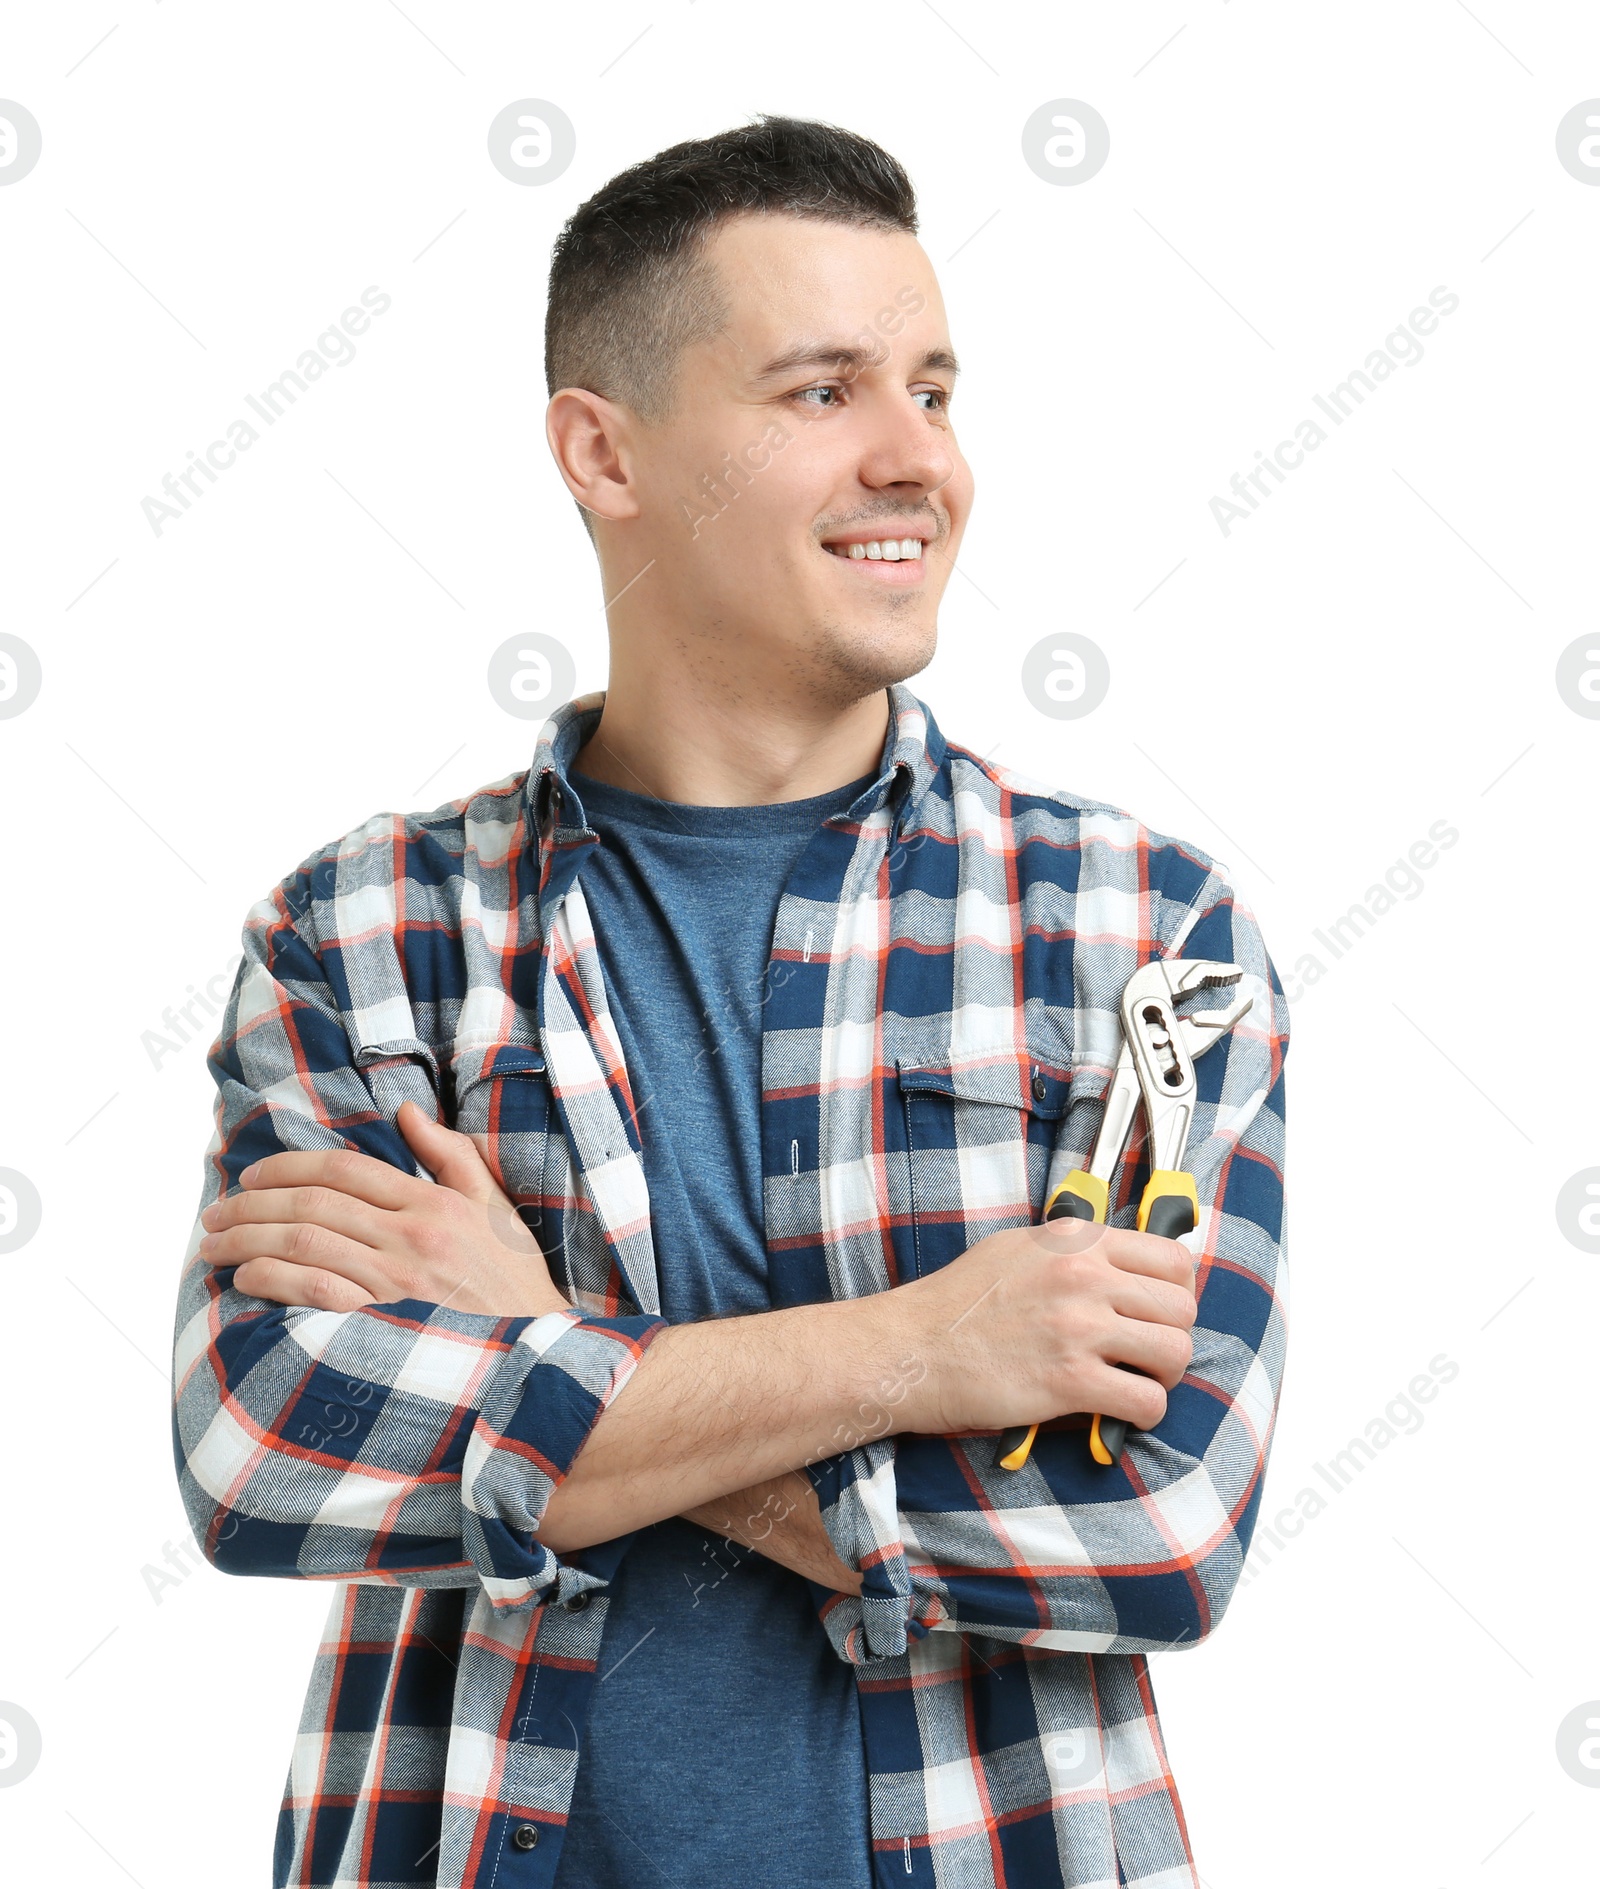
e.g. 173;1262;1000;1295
546;387;640;527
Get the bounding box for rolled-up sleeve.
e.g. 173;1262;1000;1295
810;870;1289;1664
171;874;665;1614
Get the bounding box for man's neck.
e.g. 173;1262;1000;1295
570;672;892;809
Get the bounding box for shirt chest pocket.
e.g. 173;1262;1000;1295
448;1040;556;1234
893;1053;1073;1279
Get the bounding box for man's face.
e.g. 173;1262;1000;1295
612;213;974;702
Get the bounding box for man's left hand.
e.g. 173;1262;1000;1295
206;1102;864;1594
197;1100;568;1319
682;1470;864;1596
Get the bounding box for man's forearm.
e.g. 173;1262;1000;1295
681;1470;864;1595
539;1294;922;1554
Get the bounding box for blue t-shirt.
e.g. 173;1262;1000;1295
550;764;880;1889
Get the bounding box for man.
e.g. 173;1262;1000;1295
173;115;1289;1889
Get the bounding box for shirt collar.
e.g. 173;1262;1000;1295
526;681;946;846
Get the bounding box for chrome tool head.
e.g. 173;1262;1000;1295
1119;960;1248;1174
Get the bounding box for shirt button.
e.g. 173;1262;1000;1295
511;1823;540;1851
1031;1071;1048;1102
564;1590;591;1612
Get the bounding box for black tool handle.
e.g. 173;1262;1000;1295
1142;1192;1197;1240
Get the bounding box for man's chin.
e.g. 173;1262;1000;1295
812;617;936;702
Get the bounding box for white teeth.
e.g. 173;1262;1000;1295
842;538;922;561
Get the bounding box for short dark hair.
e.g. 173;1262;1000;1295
545;114;918;530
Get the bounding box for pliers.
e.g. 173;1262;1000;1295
997;959;1252;1471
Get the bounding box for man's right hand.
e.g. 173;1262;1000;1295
888;1217;1199;1439
537;1216;1196;1556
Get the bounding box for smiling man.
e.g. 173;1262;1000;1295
172;117;1289;1889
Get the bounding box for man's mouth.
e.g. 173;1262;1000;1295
819;533;931;582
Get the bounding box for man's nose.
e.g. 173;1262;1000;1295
854;392;958;496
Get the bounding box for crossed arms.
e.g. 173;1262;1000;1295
172;874;1286;1657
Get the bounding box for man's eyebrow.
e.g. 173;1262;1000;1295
748;341;961;383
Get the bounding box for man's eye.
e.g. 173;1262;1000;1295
915;388;949;412
794;384;840;408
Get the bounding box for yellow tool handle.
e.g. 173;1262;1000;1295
1049;1169;1108;1224
997;1172;1102;1471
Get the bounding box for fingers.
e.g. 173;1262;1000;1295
1033;1218;1195;1292
1077;1359;1171;1431
238;1146;421;1210
1106;1268;1197;1332
230;1256;378;1314
397;1101;505;1204
202;1184;388;1248
238;1118;510;1212
1103;1227;1198;1290
203;1221;395;1303
1031;1238;1195;1332
1102;1311;1194;1391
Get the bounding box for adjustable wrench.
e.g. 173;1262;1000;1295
1121;957;1250;1234
997;960;1251;1471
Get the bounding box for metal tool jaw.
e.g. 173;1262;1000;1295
1118;960;1252;1173
1086;965;1249;1184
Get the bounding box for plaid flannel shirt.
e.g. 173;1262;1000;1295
171;682;1290;1889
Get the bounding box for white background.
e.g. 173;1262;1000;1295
2;4;1597;1884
